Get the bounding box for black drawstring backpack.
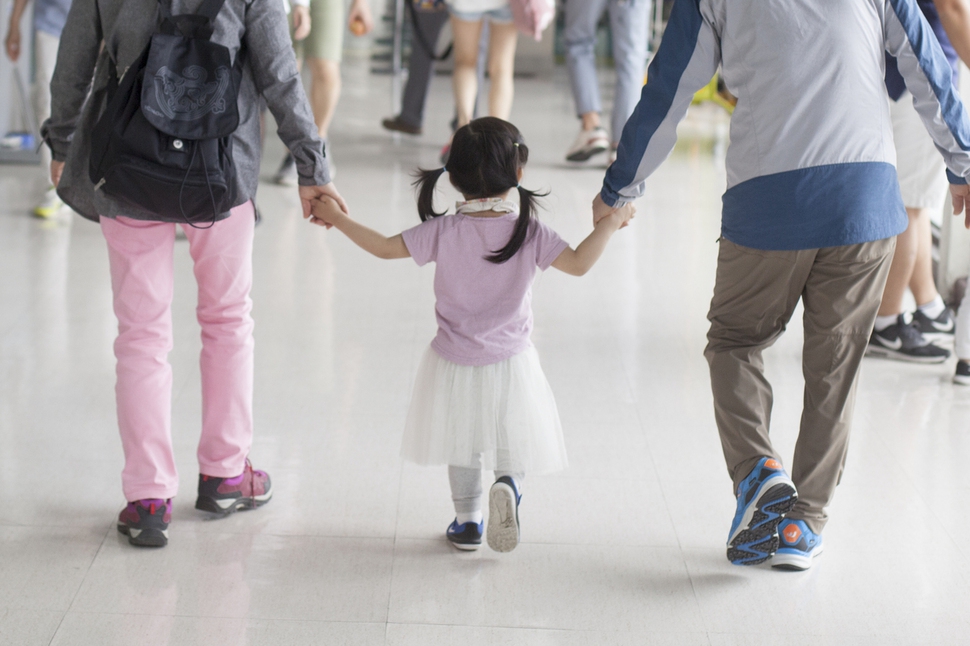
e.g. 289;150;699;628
89;0;242;227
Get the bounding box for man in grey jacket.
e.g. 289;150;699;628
44;0;343;547
594;0;970;570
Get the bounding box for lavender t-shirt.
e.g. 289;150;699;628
402;213;569;366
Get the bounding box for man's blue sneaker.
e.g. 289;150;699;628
446;519;484;551
772;519;823;571
487;476;521;553
727;457;798;565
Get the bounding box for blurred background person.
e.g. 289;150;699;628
4;0;72;218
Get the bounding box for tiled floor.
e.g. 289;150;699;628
2;60;970;645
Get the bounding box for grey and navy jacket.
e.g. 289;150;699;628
45;0;329;222
602;0;970;251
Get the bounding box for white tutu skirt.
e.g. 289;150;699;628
401;346;568;474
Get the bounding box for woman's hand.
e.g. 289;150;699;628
51;160;65;187
5;22;21;61
292;5;311;41
348;0;374;36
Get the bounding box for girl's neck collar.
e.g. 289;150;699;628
455;196;518;216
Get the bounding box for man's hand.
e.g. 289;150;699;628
51;160;64;187
292;5;311;41
4;22;21;61
347;0;374;35
592;193;619;226
950;182;970;228
300;183;348;228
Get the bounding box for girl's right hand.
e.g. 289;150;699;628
309;195;344;228
616;203;636;229
596;202;635;230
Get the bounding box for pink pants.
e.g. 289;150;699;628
101;203;256;502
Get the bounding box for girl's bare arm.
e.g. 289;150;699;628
309;197;411;259
551;204;635;276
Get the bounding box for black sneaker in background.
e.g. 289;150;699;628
273;153;298;187
912;307;955;342
955;360;970;385
866;314;950;363
381;115;422;135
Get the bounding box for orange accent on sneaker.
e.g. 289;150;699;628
764;459;782;470
783;524;802;544
150;503;156;515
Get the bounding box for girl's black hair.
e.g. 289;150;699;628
412;117;546;264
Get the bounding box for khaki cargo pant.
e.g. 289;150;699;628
705;237;895;533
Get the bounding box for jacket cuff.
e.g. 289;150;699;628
40;119;71;162
600;185;632;208
947;169;966;185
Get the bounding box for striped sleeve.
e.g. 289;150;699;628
600;0;720;207
886;0;970;184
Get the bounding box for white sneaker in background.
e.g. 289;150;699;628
33;187;63;218
565;126;609;162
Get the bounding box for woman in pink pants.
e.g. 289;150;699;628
42;0;345;547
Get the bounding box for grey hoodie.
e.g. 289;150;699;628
44;0;331;222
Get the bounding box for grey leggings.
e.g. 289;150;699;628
448;454;523;514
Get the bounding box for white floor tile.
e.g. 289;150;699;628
386;623;710;646
0;526;105;611
0;608;64;646
70;532;395;622
387;540;702;631
48;614;386;646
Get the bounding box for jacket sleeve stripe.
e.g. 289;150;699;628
601;0;719;206
887;0;970;179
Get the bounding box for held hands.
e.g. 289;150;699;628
306;194;346;229
300;183;348;228
292;5;311;41
592;193;635;230
596;202;636;230
592;193;617;227
950;183;970;229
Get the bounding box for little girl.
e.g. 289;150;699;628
309;117;634;552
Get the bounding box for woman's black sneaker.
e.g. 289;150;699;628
866;314;950;363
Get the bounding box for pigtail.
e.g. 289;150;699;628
412;167;447;221
486;185;547;264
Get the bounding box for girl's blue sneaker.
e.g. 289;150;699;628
446;519;484;551
772;519;824;570
487;476;521;553
727;457;798;565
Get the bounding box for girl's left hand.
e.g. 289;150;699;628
348;0;374;36
308;196;344;229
